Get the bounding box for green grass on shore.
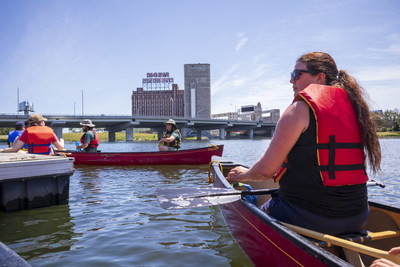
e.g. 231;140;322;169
377;131;400;138
62;132;158;142
0;132;158;142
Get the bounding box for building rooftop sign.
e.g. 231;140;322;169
142;72;174;90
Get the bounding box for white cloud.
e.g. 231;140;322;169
211;60;293;114
235;33;248;51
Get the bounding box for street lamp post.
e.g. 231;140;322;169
81;90;84;116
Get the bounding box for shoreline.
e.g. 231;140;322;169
1;131;399;143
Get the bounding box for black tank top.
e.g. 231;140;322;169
278;107;368;218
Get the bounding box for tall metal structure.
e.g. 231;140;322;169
184;64;211;119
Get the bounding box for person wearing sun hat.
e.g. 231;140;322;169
0;113;64;155
76;119;99;152
158;119;181;151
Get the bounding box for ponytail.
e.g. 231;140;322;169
332;70;381;174
298;52;381;174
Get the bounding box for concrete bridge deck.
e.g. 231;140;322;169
0;114;276;141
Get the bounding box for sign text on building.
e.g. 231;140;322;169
142;72;174;84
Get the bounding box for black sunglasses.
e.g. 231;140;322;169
291;69;317;81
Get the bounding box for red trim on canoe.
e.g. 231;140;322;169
57;145;223;165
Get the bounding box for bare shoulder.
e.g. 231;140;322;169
279;101;310;133
286;100;309;114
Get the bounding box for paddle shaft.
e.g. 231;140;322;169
200;181;380;198
156;180;383;210
204;188;279;198
281;222;400;264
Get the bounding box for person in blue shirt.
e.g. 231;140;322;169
7;121;27;151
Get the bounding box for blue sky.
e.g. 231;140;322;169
0;0;399;116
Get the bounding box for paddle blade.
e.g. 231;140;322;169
156;187;241;210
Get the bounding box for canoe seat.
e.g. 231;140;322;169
312;229;400;248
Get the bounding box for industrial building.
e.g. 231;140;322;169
184;64;211;119
131;72;184;117
131;64;211;119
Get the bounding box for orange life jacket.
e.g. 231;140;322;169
26;126;54;155
274;84;368;186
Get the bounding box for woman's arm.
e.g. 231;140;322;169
53;138;64;150
161;136;176;143
0;139;26;153
227;101;310;182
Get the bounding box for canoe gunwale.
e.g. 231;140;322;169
56;145;224;165
210;158;353;266
58;145;223;155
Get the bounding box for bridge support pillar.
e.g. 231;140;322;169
157;130;163;141
226;130;231;139
126;127;133;141
181;128;187;140
219;128;225;140
53;127;63;140
196;131;202;140
108;130;116;142
249;129;254;139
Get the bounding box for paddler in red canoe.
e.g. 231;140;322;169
76;119;100;152
158;119;181;151
227;51;381;236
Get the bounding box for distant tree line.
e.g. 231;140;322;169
1;109;399;136
0;128;12;135
373;109;400;132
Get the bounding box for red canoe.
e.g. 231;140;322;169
209;156;400;267
57;144;223;165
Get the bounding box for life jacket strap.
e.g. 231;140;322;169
284;135;365;179
27;143;52;155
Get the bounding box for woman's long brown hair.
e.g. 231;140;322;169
298;52;381;174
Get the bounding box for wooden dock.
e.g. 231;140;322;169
0;153;75;212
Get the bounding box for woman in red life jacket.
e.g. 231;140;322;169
0;113;64;155
76;119;99;152
226;52;381;235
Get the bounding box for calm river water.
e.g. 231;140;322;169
0;139;399;266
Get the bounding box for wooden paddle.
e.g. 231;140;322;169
156;180;385;210
281;222;400;264
155;187;278;210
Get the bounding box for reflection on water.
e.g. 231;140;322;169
0;139;398;266
0;204;77;261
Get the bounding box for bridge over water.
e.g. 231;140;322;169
0;114;277;141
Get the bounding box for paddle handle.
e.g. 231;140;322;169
240;188;279;196
281;222;400;264
367;180;385;188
